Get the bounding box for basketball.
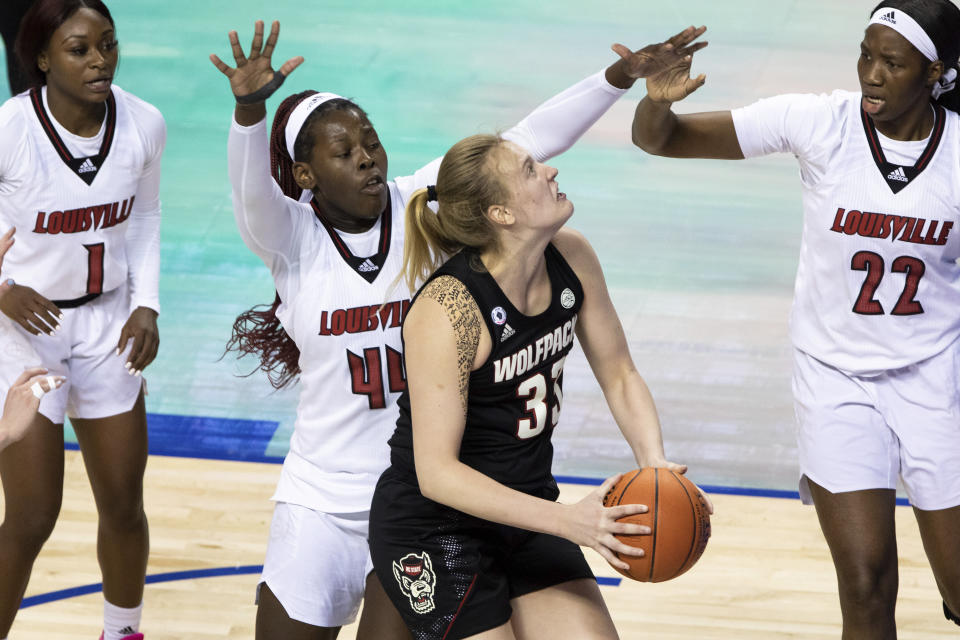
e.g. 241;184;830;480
602;467;711;582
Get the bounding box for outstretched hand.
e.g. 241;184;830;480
612;25;708;103
209;20;304;104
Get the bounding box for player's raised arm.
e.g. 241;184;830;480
623;26;744;159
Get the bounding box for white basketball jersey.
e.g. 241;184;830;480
0;85;161;302
272;174;433;513
734;91;960;372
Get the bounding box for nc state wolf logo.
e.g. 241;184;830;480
393;551;437;614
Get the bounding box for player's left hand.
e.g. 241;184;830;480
117;306;159;376
610;25;708;84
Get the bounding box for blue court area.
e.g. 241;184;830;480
1;1;878;492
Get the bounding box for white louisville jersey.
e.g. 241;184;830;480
733;90;960;373
0;85;162;302
270;170;436;514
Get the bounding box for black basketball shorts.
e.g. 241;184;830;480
369;469;594;640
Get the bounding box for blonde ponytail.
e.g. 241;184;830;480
401;134;509;292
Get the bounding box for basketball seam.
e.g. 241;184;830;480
670;469;700;575
648;469;658;581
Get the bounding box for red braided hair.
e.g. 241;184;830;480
226;92;366;389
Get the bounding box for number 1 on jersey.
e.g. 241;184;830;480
83;242;105;295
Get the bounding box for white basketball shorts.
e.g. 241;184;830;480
793;342;960;511
257;501;373;627
0;285;142;425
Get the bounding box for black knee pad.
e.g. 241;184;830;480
945;600;960;626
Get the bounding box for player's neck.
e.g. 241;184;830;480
44;85;107;138
874;101;935;142
481;241;552;316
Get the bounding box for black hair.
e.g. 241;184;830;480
871;0;960;112
14;0;115;88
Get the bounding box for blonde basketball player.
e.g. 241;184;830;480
630;3;960;636
0;1;165;639
211;19;701;640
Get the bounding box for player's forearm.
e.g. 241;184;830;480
416;460;571;538
503;69;627;162
603;370;669;467
228;117;298;261
631;96;680;155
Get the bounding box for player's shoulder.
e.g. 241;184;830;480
0;92;30;129
550;227;596;270
112;85;166;138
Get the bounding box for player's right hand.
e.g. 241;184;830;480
1;368;65;447
209;20;304;103
562;473;651;572
0;283;61;336
612;25;708;104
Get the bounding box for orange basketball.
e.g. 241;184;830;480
602;467;711;582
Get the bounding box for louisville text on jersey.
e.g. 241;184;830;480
829;207;954;245
318;299;411;336
493;316;577;383
32;195;136;235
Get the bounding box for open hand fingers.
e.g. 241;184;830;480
209;53;234;77
278;56;305;78
228;29;246;65
677;40;708;58
261;20;280;59
667;25;707;49
685;73;707;95
610;42;633;62
248;20;265;60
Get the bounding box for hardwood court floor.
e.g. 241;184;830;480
5;451;951;639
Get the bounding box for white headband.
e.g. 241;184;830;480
284;92;345;160
868;7;938;61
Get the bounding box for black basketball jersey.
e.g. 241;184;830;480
388;242;583;500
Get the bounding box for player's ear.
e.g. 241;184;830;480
292;161;316;191
485;204;513;227
37;51;50;73
926;59;944;89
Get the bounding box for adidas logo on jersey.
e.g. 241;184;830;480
77;158;97;173
879;10;896;23
887;166;909;182
358;259;379;272
501;323;515;341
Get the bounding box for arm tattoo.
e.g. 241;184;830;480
420;275;483;413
